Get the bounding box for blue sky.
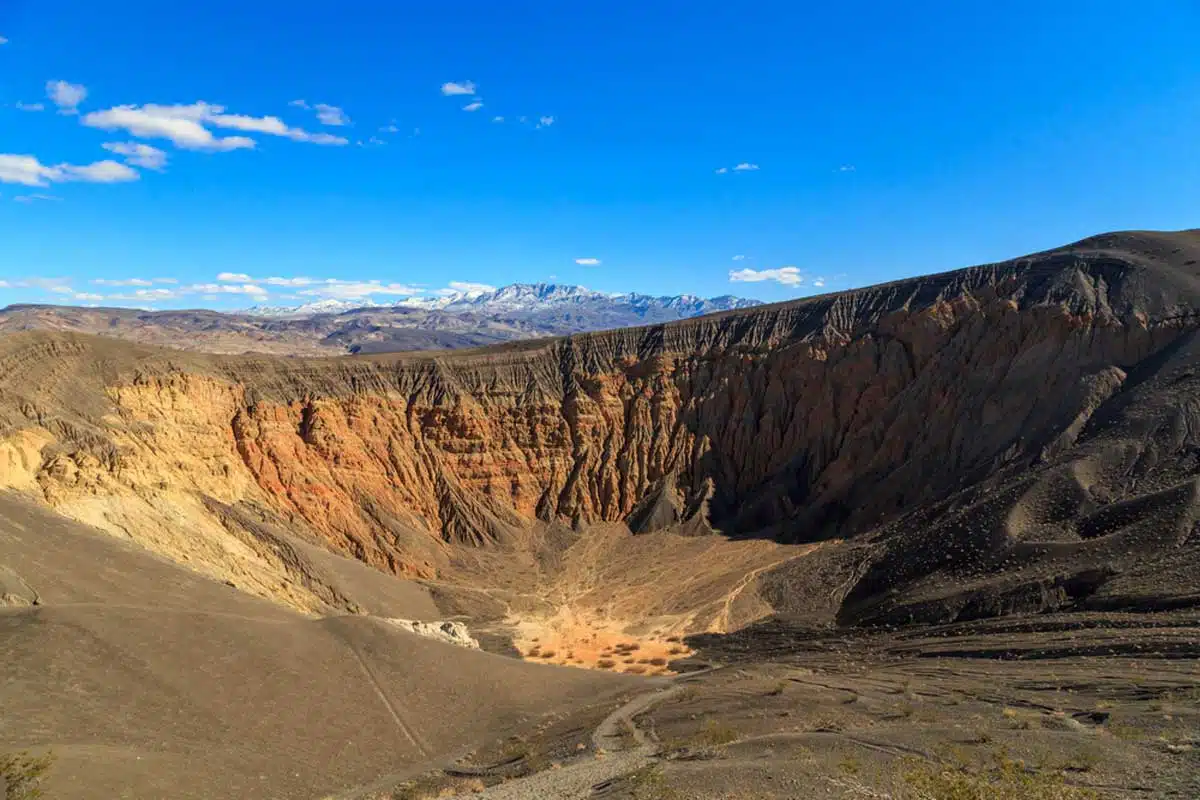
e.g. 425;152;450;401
1;0;1198;310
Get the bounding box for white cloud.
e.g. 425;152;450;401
714;167;728;174
463;101;484;112
104;287;178;301
447;280;496;294
263;276;313;286
60;160;140;183
73;292;104;301
380;123;400;133
536;116;554;128
838;165;855;172
0;154;139;186
492;116;504;123
733;162;759;171
83;103;255;151
15;102;44;112
47;80;87;114
0;155;61;186
813;278;826;288
729;266;803;286
441;81;476;96
0;36;7;45
289;99;310;109
574;257;601;266
103;142;169;170
82;102;348;151
92;278;154;286
297;280;423;300
217;272;253;282
314;103;349;126
732;254;746;261
187;283;268;295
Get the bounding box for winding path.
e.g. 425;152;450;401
458;684;683;799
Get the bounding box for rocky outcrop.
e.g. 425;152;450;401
383;619;481;649
1;230;1199;621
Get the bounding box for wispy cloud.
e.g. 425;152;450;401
82;102;348;151
290;100;350;126
463;100;484;112
188;283;268;295
714;167;728;174
13;193;62;203
83;104;255;151
263;276;314;287
729;266;803;286
0;154;139;186
15;102;44;112
445;281;495;295
103;142;168;170
492;116;504;123
47;80;88;114
217;272;253;282
536;116;554;128
733;162;759;171
314;103;349;126
837;165;855;172
574;257;601;266
732;254;746;261
380;123;400;133
92;278;153;286
813;277;826;288
296;280;423;300
0;36;8;45
441;81;477;96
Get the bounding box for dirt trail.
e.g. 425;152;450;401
458;684;683;799
709;554;798;634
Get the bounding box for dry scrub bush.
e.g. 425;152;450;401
0;751;55;800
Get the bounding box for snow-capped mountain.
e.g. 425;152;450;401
247;283;760;320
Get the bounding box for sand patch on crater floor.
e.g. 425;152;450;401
507;605;692;675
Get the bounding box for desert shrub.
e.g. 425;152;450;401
697;720;739;747
0;751;55;800
597;659;616;669
649;657;667;666
626;665;647;674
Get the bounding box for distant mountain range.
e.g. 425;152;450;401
0;282;762;356
247;282;761;320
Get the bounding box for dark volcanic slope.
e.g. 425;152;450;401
1;229;1199;627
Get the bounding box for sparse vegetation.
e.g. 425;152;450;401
391;773;485;799
900;752;1100;800
597;659;616;669
0;751;55;800
622;764;679;799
